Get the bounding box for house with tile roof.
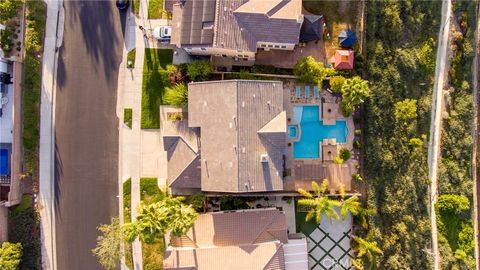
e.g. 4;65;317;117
163;209;309;270
171;0;303;62
161;80;288;194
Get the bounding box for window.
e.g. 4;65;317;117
222;54;227;57
274;45;280;48
261;44;266;48
268;45;273;48
281;45;286;49
201;48;207;51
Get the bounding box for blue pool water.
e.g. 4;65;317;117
0;149;8;175
293;106;347;159
288;125;298;139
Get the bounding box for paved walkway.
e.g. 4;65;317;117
39;0;63;269
117;2;169;269
427;0;451;269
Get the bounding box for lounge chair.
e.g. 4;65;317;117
314;85;320;99
305;85;310;98
295;86;302;99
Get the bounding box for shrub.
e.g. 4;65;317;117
0;242;22;270
330;75;346;93
126;49;136;68
166;64;184;84
354;129;362;136
409;137;423;148
339;148;351;161
352;173;363;181
394;99;417;123
186;61;211;82
0;0;22;22
0;27;14;53
219;196;249;210
163;83;188;107
353;140;361;149
187;193;205;212
333;155;344;164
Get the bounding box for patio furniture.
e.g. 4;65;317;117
314;85;320;99
305;85;310;98
295;86;302;99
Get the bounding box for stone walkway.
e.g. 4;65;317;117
116;1;169;269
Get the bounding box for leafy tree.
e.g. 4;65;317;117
394;99;417;123
186;61;211;81
92;218;124;270
187;193;205;212
409;137;423;148
0;242;22;270
297;180;341;223
166;64;184;84
340;76;370;116
329;75;346;93
294;56;336;83
125;191;198;243
352;236;382;269
163;83;188;107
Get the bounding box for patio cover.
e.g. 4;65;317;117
332;50;354;70
338;29;357;48
300;15;323;42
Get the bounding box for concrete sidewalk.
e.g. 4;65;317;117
116;1;170;269
39;0;64;270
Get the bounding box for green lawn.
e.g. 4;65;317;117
141;48;173;129
123;179;133;269
124;108;132;128
147;0;164;19
139;178;164;269
127;48;136;68
133;0;140;16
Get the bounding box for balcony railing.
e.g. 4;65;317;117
0;175;11;185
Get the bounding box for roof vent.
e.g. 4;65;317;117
242;101;245;107
267;100;271;106
260;154;269;163
242;147;245;153
203;101;207;107
253;94;256;98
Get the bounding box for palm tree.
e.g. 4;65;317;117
352;236;382;268
298;180;341;223
340;195;362;219
124;192;198;243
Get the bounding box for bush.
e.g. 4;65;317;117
333;155;344;164
330;75;346;93
127;49;136;68
353;140;361;149
187;193;205;212
163;83;188;107
339;148;351;161
409;137;423;148
186;61;211;82
394;99;417;123
354;129;362;136
0;242;22;270
352;173;363;181
0;0;22;22
0;27;14;53
219;196;249;210
166;64;183;84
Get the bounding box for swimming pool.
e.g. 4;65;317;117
293;105;347;159
0;149;9;175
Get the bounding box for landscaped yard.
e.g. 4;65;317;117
141;48;173;129
295;207;353;270
140;178;164;270
303;0;362;60
148;0;169;19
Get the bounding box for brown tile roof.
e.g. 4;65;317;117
188;80;286;193
166;139;201;189
171;0;216;46
164;242;285;270
172;209;288;247
214;0;303;52
164;209;288;270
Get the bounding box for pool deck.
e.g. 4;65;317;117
284;84;357;192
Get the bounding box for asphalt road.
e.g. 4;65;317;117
54;1;125;269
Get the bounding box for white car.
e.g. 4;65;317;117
153;26;172;41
